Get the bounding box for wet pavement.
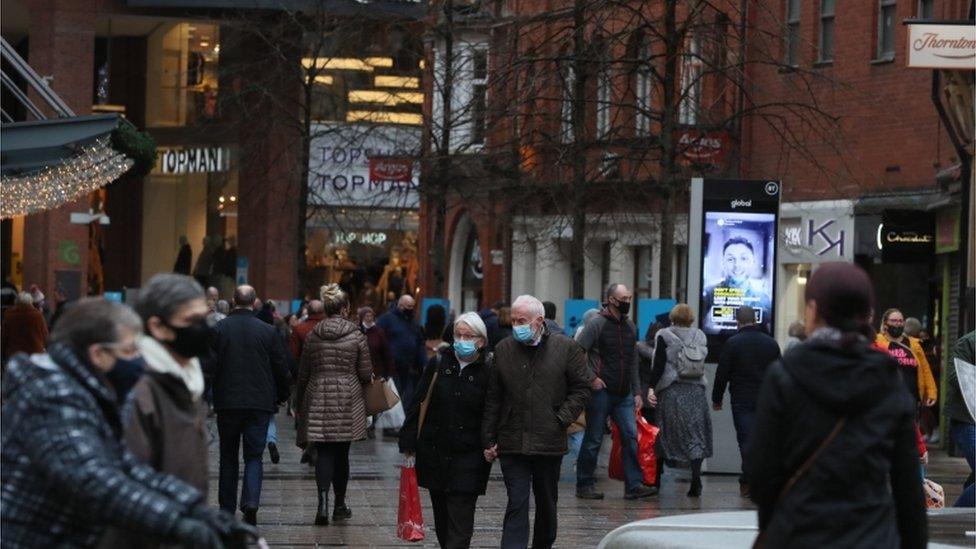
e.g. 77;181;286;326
206;413;973;548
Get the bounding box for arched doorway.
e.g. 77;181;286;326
448;215;483;313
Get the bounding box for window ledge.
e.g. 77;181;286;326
870;56;895;65
813;60;833;68
777;65;799;74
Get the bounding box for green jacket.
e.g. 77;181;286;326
945;331;975;425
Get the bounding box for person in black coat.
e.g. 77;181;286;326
747;263;926;548
712;305;781;494
211;285;290;525
1;298;249;549
399;311;493;549
173;235;192;275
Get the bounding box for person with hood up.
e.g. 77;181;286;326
295;284;373;525
99;274;219;548
1;298;249;549
747;262;926;547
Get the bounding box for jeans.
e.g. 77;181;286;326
577;389;643;492
731;400;757;484
500;454;561;549
950;420;975;507
266;416;278;445
217;409;272;512
395;372;418;415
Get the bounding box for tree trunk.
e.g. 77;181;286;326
429;0;455;298
569;0;587;298
658;1;679;299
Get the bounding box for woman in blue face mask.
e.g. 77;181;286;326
399;311;494;549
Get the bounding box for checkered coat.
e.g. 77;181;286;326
1;344;203;548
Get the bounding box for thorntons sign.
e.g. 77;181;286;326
906;23;976;70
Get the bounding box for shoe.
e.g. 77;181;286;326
315;491;330;525
268;442;280;464
687;478;702;498
300;450;310;464
624;485;658;499
575;487;605;500
332;504;352;520
242;507;257;526
739;482;750;498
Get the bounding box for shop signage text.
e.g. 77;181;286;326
674;130;730;167
155;147;228;175
334;232;388;246
880;210;935;263
906;23;976;70
779;202;853;263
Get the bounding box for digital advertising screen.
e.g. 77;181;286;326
700;211;776;335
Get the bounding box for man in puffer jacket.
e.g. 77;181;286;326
1;298;246;549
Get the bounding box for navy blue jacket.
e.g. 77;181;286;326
577;309;640;397
211;308;290;411
713;324;781;407
377;305;426;377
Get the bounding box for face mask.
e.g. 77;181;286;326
454;340;479;358
362;321;375;330
614;300;631;317
164;318;212;358
512;323;535;344
886;325;904;338
106;355;145;402
401;308;415;320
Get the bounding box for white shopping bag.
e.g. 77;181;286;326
374;379;405;429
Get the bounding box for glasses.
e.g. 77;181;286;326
455;333;481;342
101;342;140;358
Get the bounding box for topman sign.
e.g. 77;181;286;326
154;147;229;175
906;22;976;70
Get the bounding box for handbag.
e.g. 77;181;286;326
753;417;846;548
365;377;399;416
417;369;439;439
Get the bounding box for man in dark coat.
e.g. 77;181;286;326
1;298;242;549
211;285;290;525
479;301;506;351
482;294;592;549
712;305;781;495
575;283;655;500
376;295;426;417
173;235;192;275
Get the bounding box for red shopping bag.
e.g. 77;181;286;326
608;412;659;484
608;422;624;481
636;412;659;485
397;465;425;542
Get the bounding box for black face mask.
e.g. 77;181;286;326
613;299;631;317
106;355;145;402
886;325;904;338
164;318;212;358
401;308;415;320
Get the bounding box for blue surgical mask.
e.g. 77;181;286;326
453;340;478;358
106;355;145;403
512;323;535;344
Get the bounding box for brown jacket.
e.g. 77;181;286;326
2;303;48;362
296;316;373;446
482;328;592;456
98;371;208;549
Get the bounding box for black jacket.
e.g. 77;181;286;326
399;350;493;494
712;324;781;407
1;345;201;548
577;310;640;396
747;337;926;548
482;328;592;455
479;309;505;351
211;309;290;412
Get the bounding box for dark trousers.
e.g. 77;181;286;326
429;490;479;549
217;409;272;512
499;454;561;549
395;372;418;414
731;400;756;484
314;441;351;505
577;389;643;492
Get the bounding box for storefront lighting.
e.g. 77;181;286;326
308;75;335;86
301;57;389;71
219;196;225;203
375;75;419;88
214;44;220;54
1;138;133;219
229;195;236;202
876;223;884;251
797;274;807;285
346;111;423;125
365;57;393;68
348;90;423;105
200;41;210;47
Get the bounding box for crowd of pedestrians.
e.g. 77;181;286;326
1;260;973;548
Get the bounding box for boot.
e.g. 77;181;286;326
315;490;330;525
687;477;702;497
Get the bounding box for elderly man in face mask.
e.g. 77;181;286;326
481;294;592;549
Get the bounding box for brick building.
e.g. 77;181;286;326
416;0;973;342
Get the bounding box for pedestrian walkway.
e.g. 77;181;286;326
207;414;971;547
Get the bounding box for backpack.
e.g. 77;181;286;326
672;329;707;380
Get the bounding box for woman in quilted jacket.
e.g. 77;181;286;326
295;283;373;525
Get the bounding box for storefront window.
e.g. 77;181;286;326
146;22;220;127
304;208;419;308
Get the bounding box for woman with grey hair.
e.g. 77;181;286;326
574;308;601;341
399;311;494;548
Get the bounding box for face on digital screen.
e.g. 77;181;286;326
722;238;755;284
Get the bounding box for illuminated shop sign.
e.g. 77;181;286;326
154;147;229;175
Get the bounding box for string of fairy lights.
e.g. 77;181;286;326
1;138;133;219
